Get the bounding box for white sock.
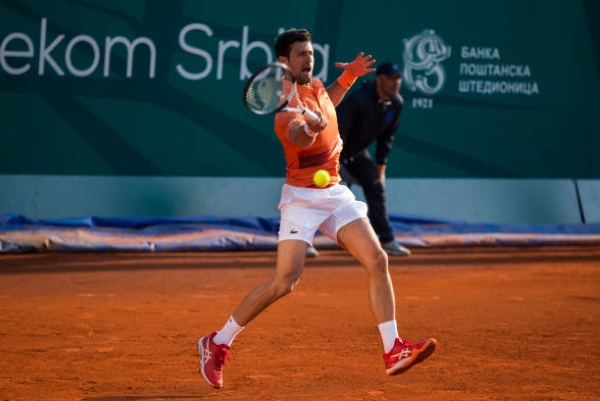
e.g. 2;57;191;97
213;315;244;346
378;320;399;353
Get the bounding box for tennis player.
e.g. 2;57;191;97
198;28;436;389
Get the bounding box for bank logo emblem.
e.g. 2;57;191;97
402;29;451;95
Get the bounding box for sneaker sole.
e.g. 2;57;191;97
385;250;411;256
382;245;411;256
386;338;437;376
198;338;223;389
383;246;411;256
306;247;319;257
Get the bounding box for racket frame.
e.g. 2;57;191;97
243;62;319;121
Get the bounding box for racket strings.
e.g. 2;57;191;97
243;63;312;117
245;67;285;114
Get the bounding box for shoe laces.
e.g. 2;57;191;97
214;346;232;370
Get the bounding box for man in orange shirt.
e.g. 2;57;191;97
197;29;436;389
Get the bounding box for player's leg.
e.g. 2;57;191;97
316;186;394;324
330;210;436;375
231;239;307;326
199;184;325;388
337;217;395;323
199;239;307;388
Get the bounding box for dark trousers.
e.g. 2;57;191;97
340;150;394;243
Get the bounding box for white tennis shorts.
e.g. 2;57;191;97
277;183;368;245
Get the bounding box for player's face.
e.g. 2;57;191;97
283;41;314;85
377;74;402;100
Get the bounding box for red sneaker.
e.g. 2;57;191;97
383;337;437;376
198;332;232;388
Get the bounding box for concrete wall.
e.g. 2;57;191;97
2;175;597;224
578;180;600;223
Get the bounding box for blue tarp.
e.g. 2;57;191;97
1;213;599;253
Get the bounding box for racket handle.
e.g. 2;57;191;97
303;108;319;121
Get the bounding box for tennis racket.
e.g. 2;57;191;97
242;62;319;121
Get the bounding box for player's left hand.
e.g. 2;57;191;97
334;52;376;78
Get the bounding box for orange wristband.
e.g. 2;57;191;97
337;70;357;89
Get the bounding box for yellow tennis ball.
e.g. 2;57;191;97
313;169;331;187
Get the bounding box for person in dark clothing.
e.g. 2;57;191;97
306;61;410;257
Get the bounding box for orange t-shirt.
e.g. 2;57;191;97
274;78;342;187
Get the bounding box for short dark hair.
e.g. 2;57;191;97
274;29;312;58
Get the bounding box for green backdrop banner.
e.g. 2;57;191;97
1;0;598;178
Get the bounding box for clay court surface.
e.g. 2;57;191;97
0;245;598;401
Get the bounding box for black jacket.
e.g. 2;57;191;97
337;80;403;165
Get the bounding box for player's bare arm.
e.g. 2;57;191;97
289;112;328;148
